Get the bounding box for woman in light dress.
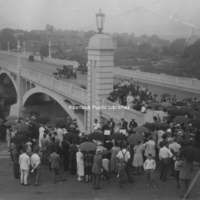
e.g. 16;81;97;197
110;143;121;173
76;148;84;181
114;123;121;133
126;91;134;109
132;141;144;175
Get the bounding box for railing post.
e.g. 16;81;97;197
69;84;72;95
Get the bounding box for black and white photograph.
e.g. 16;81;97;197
0;0;200;199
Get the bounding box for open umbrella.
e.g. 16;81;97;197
117;89;127;95
143;123;157;131
180;106;194;114
161;102;172;107
4;120;17;127
111;133;127;141
109;91;120;97
35;116;50;125
79;142;97;152
191;111;200;119
191;118;200;129
156;123;170;130
65;133;79;142
180;146;200;162
133;126;150;134
161;93;171;98
11;135;30;144
88;131;104;141
54;118;65;126
166;105;177;110
127;133;144;145
17;129;32;136
173;116;189;124
15;123;29;131
176;101;186;106
148;103;159;108
168;110;184;118
6;115;18;121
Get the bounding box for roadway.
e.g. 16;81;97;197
0;52;88;88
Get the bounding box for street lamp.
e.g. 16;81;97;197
17;40;21;66
96;9;105;34
8;41;10;52
49;41;52;58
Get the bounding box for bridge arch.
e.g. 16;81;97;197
0;70;18;97
23;87;85;131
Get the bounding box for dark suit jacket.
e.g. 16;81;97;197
129;121;138;129
110;121;115;131
121;120;128;130
101;124;110;133
61;140;70;155
92;154;103;174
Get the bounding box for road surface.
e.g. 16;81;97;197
0;52;88;88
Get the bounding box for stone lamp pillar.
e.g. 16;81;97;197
86;34;115;132
8;42;10;52
49;41;52;58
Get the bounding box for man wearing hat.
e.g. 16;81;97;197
129;119;137;129
109;118;115;135
92;148;104;190
121;118;128;131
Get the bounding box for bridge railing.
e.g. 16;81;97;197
115;68;200;90
0;60;88;105
101;99;146;126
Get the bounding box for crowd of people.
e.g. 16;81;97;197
5;108;200;199
2;78;200;198
107;78;190;113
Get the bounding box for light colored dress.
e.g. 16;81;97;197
76;151;84;176
133;145;144;167
126;95;133;108
56;128;63;146
110;147;121;171
39;127;45;148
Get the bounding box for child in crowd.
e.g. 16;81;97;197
174;155;181;188
143;153;156;188
117;158;126;188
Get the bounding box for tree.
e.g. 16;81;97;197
40;45;49;57
138;42;151;57
187;39;200;59
0;28;17;50
169;38;186;56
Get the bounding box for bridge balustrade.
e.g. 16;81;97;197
115;68;200;90
102;99;146;126
0;60;87;105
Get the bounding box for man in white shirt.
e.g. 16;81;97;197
169;138;181;176
19;149;30;186
159;142;173;181
93;119;100;131
31;148;41;186
143;136;156;158
117;144;133;183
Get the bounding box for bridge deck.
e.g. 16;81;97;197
0;52;88;88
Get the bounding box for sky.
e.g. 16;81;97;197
0;0;200;38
